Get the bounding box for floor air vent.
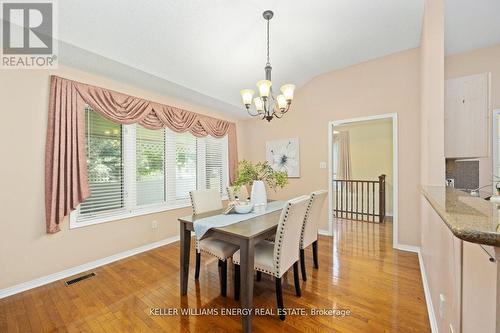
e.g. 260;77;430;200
65;272;96;286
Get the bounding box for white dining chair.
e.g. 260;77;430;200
232;195;310;320
299;190;328;281
227;185;250;201
189;189;239;296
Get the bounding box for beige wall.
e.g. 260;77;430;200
445;43;500;186
419;0;445;186
0;65;242;289
336;119;394;215
239;48;421;246
419;0;450;331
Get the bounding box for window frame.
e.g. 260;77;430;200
70;114;229;229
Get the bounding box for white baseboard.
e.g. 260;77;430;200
318;229;332;236
396;244;420;253
0;235;180;299
396;245;438;333
417;250;439;333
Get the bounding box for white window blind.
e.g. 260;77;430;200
166;130;197;203
73;108;229;227
79;108;125;220
205;135;229;196
136;125;165;206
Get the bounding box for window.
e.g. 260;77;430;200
332;138;338;180
136;126;165;206
71;108;229;227
205;136;228;192
166;132;197;202
80;109;124;217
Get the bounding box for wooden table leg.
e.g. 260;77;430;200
180;221;191;295
239;238;255;333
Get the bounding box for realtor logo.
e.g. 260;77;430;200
1;0;57;68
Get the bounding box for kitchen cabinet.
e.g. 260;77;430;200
421;187;500;333
462;242;497;333
445;73;489;158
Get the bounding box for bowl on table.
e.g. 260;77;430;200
234;202;254;214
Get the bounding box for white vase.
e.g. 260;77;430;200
251;180;267;206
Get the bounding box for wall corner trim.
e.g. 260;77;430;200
0;235;180;299
397;244;439;333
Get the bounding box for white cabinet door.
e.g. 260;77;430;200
445;77;466;157
445;73;489;158
462;242;497;333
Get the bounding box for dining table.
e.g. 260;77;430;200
178;207;283;333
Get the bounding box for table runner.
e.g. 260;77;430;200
192;201;286;240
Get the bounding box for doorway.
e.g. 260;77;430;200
328;113;398;248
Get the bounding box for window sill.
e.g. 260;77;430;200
69;202;193;229
69;195;229;229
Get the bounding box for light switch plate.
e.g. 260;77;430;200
319;162;327;169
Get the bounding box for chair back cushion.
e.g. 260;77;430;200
189;189;223;214
227;186;249;201
273;195;310;277
301;190;328;248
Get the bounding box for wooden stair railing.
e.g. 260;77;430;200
333;174;386;222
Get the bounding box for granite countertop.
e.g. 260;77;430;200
421;186;500;247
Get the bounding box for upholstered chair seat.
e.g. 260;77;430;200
199;238;239;261
299;190;328;281
233;195;310;320
189;189;239;296
232;240;275;275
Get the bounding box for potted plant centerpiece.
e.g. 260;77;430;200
233;160;288;208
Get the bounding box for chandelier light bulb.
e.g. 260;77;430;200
240;89;255;106
277;94;287;110
254;97;264;112
256;80;272;98
280;84;295;101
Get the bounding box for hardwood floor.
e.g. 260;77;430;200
0;219;431;332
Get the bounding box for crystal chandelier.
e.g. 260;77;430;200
240;10;295;122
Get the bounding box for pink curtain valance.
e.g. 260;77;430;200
45;75;238;234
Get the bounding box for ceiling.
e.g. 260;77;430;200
445;0;500;56
57;0;424;118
